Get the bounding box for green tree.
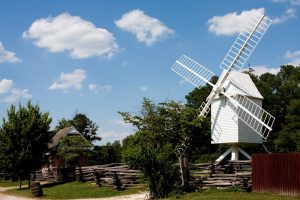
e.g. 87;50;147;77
56;135;91;167
254;65;300;151
120;98;210;196
55;113;101;143
0;101;52;189
185;76;218;109
89;141;122;165
274;99;300;152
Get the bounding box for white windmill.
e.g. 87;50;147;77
171;13;275;163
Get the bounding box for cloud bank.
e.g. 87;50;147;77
208;8;265;36
49;69;86;91
23;13;119;59
115;9;174;46
0;42;22;63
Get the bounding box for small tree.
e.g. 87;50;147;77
56;135;92;167
0;101;52;189
120;98;210;196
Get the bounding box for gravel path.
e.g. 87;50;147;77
0;187;149;200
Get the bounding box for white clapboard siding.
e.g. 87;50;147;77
211;97;262;144
211;97;238;144
211;71;264;144
237;98;262;143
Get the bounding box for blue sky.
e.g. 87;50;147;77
0;0;299;144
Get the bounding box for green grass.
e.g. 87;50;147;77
168;189;300;200
6;181;145;199
0;180;28;187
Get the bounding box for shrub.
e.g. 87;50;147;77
129;144;180;198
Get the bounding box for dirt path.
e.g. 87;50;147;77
0;187;32;200
0;187;149;200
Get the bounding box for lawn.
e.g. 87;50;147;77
168;189;300;200
6;181;145;199
0;180;28;187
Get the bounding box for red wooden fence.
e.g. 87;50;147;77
252;153;300;196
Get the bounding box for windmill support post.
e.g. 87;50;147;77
215;144;251;165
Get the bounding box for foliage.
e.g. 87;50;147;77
139;144;180;198
55;113;101;143
89;141;122;165
56;135;92;167
0;101;52;188
253;65;300;152
120;98;210;197
185;76;218;109
274;99;300;152
120;98;211;162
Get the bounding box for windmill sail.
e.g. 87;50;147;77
223;91;275;139
219;14;272;72
199;14;272;116
171;55;215;88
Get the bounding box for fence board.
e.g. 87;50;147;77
252;153;300;196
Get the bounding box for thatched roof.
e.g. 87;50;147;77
48;126;82;149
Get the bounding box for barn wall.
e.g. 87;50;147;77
211;97;238;144
252;153;300;196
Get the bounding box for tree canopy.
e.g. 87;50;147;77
0;101;52;188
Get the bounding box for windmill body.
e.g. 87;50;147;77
171;13;275;163
211;71;263;144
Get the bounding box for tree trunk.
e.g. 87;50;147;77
28;176;31;189
179;156;190;191
19;176;22;190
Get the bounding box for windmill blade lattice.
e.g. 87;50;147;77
223;91;275;139
219;14;272;72
171;55;215;88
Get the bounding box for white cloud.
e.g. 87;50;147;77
5;88;32;103
99;85;112;93
251;65;280;76
272;0;300;5
139;86;148;91
285;50;300;66
88;84;112;94
272;8;297;24
208;8;265;36
49;69;86;91
0;79;31;103
291;0;300;5
23;13;119;59
0;42;22;63
115;9;174;46
179;79;187;85
0;79;14;94
88;83;97;91
101;130;132;142
108;119;131;127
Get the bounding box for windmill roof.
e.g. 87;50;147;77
221;70;263;99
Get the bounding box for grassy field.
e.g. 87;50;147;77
168;189;300;200
0;180;28;187
5;181;145;199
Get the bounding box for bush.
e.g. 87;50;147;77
127;144;180;198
